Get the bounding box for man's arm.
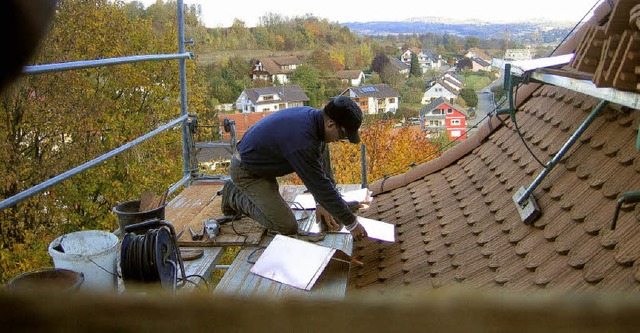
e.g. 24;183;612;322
287;147;357;229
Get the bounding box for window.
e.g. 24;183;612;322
389;98;396;103
447;108;453;114
451;119;461;126
263;95;274;101
451;130;462;137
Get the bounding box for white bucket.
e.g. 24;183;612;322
48;230;118;292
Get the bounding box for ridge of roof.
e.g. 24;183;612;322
369;114;505;196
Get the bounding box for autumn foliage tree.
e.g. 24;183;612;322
0;0;207;282
330;120;441;186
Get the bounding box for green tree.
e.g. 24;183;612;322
290;64;321;107
459;88;478;107
409;53;422;77
380;64;404;92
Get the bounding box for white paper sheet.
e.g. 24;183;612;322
357;217;395;242
340;188;372;204
250;235;337;290
290;193;316;210
290;188;373;210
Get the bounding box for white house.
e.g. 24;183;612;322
421;80;459;105
401;48;444;73
250;56;303;84
235;85;309;113
341;84;400;115
505;48;533;61
336;70;365;86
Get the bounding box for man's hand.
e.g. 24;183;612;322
349;223;368;241
316;204;340;231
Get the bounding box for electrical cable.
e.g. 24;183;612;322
121;228;180;284
246;247;267;264
548;0;602;57
508;82;547;168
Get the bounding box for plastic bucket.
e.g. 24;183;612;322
7;267;84;292
112;200;165;236
48;230;118;291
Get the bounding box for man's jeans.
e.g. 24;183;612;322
228;156;298;235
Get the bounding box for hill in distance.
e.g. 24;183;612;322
341;17;578;40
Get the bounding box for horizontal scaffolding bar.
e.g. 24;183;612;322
23;53;193;75
529;72;640;110
0;114;188;210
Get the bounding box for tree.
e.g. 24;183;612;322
329;120;441;185
464;36;480;50
409;53;422;77
380;64;404;92
290;65;321;107
0;0;207;283
371;53;389;74
459;88;478;107
456;57;473;71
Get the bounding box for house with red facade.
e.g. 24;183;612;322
419;97;469;140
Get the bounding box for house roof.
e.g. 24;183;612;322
254;56;302;75
271;56;302;66
336;70;363;79
438;79;462;94
420;97;468;117
243;85;309;105
466;47;492;62
443;73;464;86
218;111;277;143
390;57;410;71
472;57;492;67
345;84;399;98
349;1;640;294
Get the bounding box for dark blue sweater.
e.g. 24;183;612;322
236;107;356;227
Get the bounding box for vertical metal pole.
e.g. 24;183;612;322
177;0;191;180
361;144;367;188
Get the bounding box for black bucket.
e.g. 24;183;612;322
7;268;84;292
112;200;166;237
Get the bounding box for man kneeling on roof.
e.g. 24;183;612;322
221;96;368;242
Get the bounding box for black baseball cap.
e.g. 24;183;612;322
324;96;363;144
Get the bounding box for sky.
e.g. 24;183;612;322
130;0;603;28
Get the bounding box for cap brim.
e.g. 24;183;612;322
346;129;360;144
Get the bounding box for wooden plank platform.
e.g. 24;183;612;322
161;181;361;297
179;247;225;291
213;232;353;300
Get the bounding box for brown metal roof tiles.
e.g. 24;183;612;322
583;249;617;283
349;0;640;296
534;258;568;286
494;256;528;285
567;234;601;269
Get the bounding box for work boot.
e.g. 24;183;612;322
220;180;238;216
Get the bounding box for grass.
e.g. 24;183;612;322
461;75;492;91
